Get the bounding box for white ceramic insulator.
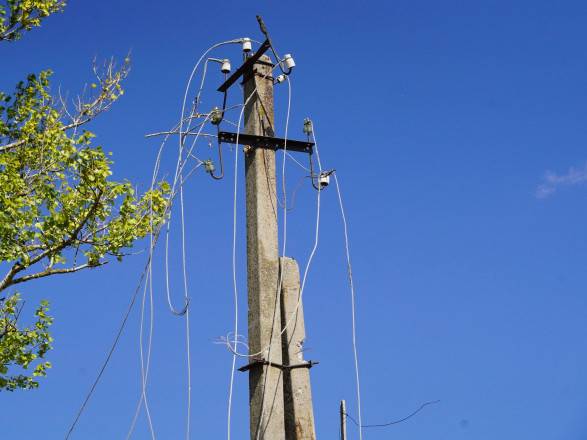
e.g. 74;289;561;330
283;54;295;69
242;38;252;52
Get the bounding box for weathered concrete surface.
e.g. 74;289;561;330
280;257;317;440
244;55;285;440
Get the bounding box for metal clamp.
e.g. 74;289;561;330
238;357;319;373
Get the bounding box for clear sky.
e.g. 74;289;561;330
2;1;587;439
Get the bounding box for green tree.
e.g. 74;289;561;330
0;1;169;391
0;295;53;391
0;0;65;41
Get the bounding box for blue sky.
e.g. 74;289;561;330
2;1;587;439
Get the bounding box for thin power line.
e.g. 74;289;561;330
126;125;174;439
68;83;211;439
125;122;173;439
332;171;363;440
345;400;440;428
66;202;175;439
67;125;174;438
64;262;148;440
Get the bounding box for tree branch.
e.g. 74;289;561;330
0;189;104;292
9;262;106;286
27;189;104;268
0;57;129;153
0;116;91;153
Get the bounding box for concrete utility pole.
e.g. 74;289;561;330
340;400;347;440
280;257;317;440
243;54;285;440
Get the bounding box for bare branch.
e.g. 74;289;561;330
9;262;107;286
0;56;131;153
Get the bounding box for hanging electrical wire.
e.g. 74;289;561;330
67;120;173;439
223;63;320;439
127;127;181;440
332;170;363;440
137;38;244;440
66;39;245;439
222;70;327;440
125;117;211;440
344;400;440;428
155;37;259;440
128;38;241;438
64;256;150;440
66;31;362;440
136;37;323;440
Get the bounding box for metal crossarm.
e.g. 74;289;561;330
218;131;314;154
217;39;272;93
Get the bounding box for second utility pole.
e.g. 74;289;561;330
243;54;285;440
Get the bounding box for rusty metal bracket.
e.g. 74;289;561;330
238;357;319;373
218;131;314;154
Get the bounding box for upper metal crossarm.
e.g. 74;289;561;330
217;39;272;93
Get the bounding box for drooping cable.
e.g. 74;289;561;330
65;78;215;438
66;120;174;439
178;39;243;159
333;171;363;440
140;245;157;438
226;95;242;440
179;172;192;440
160;40;243;438
127;128;177;440
125;129;171;439
344;400;440;428
221;155;322;360
64;259;149;440
127;56;216;436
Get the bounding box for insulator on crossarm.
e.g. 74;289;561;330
221;59;231;74
242;38;252;53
